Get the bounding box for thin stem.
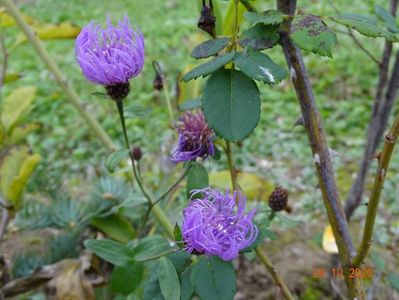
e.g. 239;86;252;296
115;101;130;149
1;0;115;150
142;165;191;226
0;31;8;90
0;208;9;244
136;248;179;262
225;141;239;191
233;0;239;49
255;247;295;300
353;111;399;267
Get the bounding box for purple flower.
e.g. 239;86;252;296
182;188;258;261
170;110;215;162
75;16;145;87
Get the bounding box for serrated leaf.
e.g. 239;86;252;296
91;213;136;243
235;48;287;84
111;262;144;296
239;24;280;50
186;162;209;197
388;273;399;291
190;256;236;300
159;257;180;300
1;86;36;133
124;104;152;118
244;10;285;26
375;5;399;33
291;14;337;57
330;14;399;42
202;69;260;141
182;51;236;81
105;149;130;173
84;239;135;266
191;38;230;59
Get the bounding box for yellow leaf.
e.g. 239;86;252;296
1;86;37;133
209;170;274;200
9;123;40;144
0;9;34;28
14;22;81;46
322;225;339;254
177;64;203;106
0;146;40;209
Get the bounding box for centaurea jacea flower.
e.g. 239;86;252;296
182;188;258;261
75;15;144;101
170;110;215;162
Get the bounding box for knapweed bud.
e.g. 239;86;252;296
170;110;215;162
268;186;288;212
198;1;216;37
132;146;143;161
182;188;258;261
152;60;164;91
75;15;145;101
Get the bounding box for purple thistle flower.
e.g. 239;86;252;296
170;110;215;162
182;188;258;261
75;16;144;100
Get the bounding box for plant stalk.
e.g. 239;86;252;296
255;247;295;300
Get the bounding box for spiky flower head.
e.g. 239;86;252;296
170;110;215;162
182;188;258;261
75;16;144;100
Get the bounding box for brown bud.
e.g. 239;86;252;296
198;2;216;37
132;146;143;161
153;73;164;91
268;186;288;212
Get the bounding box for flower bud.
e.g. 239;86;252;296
198;1;216;37
105;82;130;101
268;186;288;212
132;146;143;161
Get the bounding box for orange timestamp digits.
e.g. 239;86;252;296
312;266;374;279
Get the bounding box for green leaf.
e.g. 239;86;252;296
1;86;36;133
291;14;337;57
186;162;209;197
239;24;280;50
190;256;236;300
235;48;287;84
111;262;144;296
133;235;170;261
179;98;202;111
330;14;399;41
375;5;399;33
202;69;260;141
388;273;399;291
124;104;152;119
105;149;130;173
159;257;180;300
84;239;135;266
191;38;230;59
91;92;109;99
182;51;236;82
180;266;195;300
90;214;136;243
244;10;285;26
174;223;183;243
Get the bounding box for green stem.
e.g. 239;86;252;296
136;248;179;262
255;247;295;300
163;79;175;123
353;111;399;267
225;141;239;191
2;0;115;151
239;0;257;12
115;101;130;149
